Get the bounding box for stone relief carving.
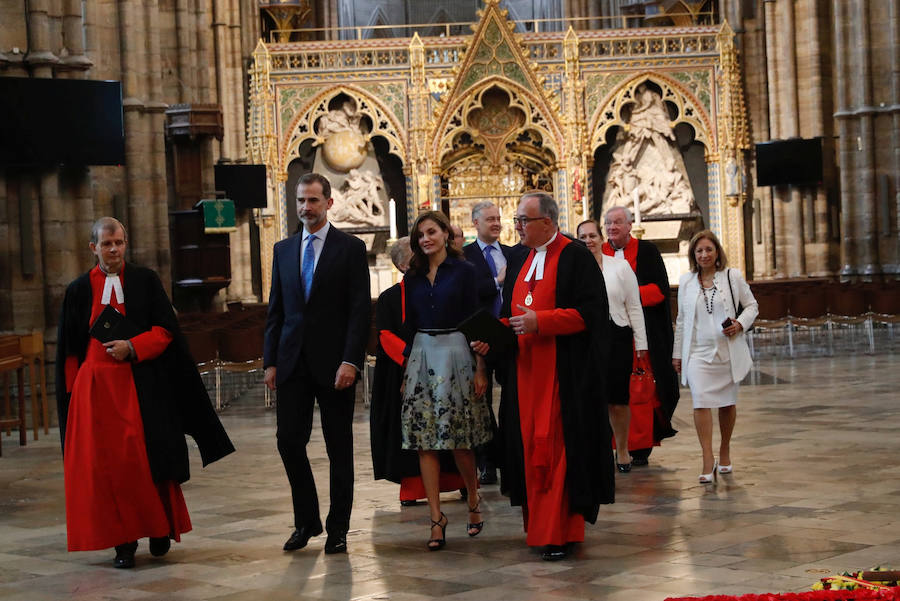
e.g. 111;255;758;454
602;84;696;217
330;168;385;227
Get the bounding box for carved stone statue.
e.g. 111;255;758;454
318;101;367;172
602;84;695;217
330;168;385;227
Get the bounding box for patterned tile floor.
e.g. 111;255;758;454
2;353;899;600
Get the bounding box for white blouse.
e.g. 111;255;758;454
601;255;648;351
690;284;731;363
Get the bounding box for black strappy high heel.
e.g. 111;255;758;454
428;512;447;550
467;496;484;537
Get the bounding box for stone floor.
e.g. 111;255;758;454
2;353;900;601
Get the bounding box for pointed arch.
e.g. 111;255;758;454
364;5;392;39
588;71;715;157
432;77;563;167
279;85;407;180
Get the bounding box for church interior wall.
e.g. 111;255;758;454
2;0;899;406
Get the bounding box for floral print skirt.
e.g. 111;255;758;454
400;331;493;451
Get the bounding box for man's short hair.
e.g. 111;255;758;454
389;236;411;270
90;217;127;244
604;205;634;224
521;191;559;224
471;201;495;222
297;172;332;199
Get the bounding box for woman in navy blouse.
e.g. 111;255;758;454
401;211;493;550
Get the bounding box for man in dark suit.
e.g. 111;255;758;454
264;172;370;554
462;200;513;484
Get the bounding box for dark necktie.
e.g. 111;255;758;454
483;245;501;316
302;234;317;298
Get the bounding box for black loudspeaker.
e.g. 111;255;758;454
0;77;125;166
755;137;823;187
214;164;267;208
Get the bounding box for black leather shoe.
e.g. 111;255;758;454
113;541;137;568
616;462;632;473
149;537;171;557
283;525;323;551
324;533;347;554
479;468;498;485
400;500;418;507
541;544;568;561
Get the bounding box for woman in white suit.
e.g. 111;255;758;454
673;230;757;483
577;219;648;473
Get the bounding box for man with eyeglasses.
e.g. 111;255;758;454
462;201;513;485
497;192;614;561
601;205;679;466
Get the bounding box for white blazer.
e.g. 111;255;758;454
673;268;759;386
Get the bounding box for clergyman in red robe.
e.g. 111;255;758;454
498;193;615;561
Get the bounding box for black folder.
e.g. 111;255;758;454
457;308;516;356
89;305;142;343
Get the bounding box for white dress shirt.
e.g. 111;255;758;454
301;221;330;272
601;254;648;351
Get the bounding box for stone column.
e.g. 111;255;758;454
890;0;900;276
779;0;805;277
763;0;789;277
834;0;856;279
851;0;879;279
118;0;158;272
802;0;834;275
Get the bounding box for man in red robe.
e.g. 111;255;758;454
56;217;234;568
601;206;679;465
499;193;614;561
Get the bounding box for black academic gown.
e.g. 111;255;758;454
56;264;235;484
370;283;419;482
498;240;615;523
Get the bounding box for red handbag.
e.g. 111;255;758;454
624;354;658;451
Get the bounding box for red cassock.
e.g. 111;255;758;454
63;266;191;551
511;236;586;547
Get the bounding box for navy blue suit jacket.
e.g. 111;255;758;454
264;224;370;387
462;240;513;314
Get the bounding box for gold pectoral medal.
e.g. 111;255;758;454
524;291;533;306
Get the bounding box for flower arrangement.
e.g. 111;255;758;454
813;569;900;592
664;568;899;601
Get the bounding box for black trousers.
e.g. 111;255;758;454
276;361;355;535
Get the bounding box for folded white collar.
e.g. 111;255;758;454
101;274;124;305
523;231;558;282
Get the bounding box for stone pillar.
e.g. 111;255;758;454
851;0;879;279
777;0;805;277
834;0;856;279
763;1;788;276
118;0;158;273
61;0;92;70
890;0;900;277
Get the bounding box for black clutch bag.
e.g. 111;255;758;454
89;305;142;343
457;308;517;357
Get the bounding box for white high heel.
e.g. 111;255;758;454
717;464;733;474
699;460;718;483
